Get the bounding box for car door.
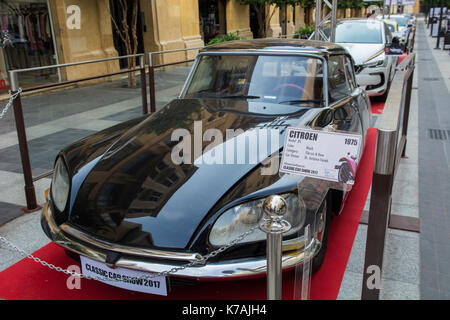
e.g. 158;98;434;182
344;54;371;138
327;55;363;137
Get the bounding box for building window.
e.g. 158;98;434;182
0;0;58;86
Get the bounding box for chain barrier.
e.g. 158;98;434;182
0;225;258;283
0;88;22;120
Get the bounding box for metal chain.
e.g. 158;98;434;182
0;88;22;120
0;225;259;283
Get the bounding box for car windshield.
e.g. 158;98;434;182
184;54;324;107
327;21;383;44
391;16;407;26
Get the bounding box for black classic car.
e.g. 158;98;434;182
41;39;371;288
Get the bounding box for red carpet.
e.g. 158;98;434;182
370;100;385;115
399;53;407;64
0;129;376;300
370;53;407;115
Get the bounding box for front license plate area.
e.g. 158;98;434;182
80;256;168;296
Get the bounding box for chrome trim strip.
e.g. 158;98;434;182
59;223;202;262
363;49;385;64
42;203;319;279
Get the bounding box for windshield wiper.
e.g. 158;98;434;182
220;95;261;99
278;99;322;105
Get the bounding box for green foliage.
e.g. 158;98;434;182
207;31;247;46
293;25;314;38
338;0;383;9
298;0;315;8
421;0;450;7
239;0;307;8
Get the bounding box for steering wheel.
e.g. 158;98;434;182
273;83;312;100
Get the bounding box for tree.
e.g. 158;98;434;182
110;0;139;87
240;0;302;38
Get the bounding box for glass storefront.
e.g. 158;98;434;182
0;0;58;86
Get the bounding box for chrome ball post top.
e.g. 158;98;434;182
259;195;291;300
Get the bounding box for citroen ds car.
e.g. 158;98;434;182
41;39;371;289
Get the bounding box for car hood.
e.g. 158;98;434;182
338;43;384;65
66;98;323;249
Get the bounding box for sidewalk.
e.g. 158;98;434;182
416;18;450;300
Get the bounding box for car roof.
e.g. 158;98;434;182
200;39;348;56
337;18;383;24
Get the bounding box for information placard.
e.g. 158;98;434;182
80;256;168;295
279;127;362;184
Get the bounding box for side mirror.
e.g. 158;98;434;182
385;38;403;55
385;44;403;55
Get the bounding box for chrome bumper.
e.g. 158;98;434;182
41;202;319;280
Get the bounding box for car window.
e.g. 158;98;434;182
328;55;352;102
391;16;407;27
343;56;356;89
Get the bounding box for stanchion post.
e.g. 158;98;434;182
148;52;156;113
401;58;415;157
259;195;291;300
430;0;436;36
435;0;445;49
139;55;148;114
9;71;40;212
361;130;397;300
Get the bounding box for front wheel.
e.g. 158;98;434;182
378;71;392;102
311;193;332;273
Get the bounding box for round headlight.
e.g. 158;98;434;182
209;193;306;247
51;157;70;212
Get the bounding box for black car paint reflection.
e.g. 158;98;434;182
44;41;371;270
62;98;338;251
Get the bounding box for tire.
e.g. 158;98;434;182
378;72;392;102
311;193;332;273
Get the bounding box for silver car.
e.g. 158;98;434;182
326;19;398;101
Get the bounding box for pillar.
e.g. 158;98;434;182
294;5;306;28
267;4;282;37
49;0;119;81
142;0;203;65
226;0;253;39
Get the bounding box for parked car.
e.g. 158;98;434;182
380;14;410;46
402;13;416;27
41;40;371;289
325;19;399;101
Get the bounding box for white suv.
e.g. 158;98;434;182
327;19;399;101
